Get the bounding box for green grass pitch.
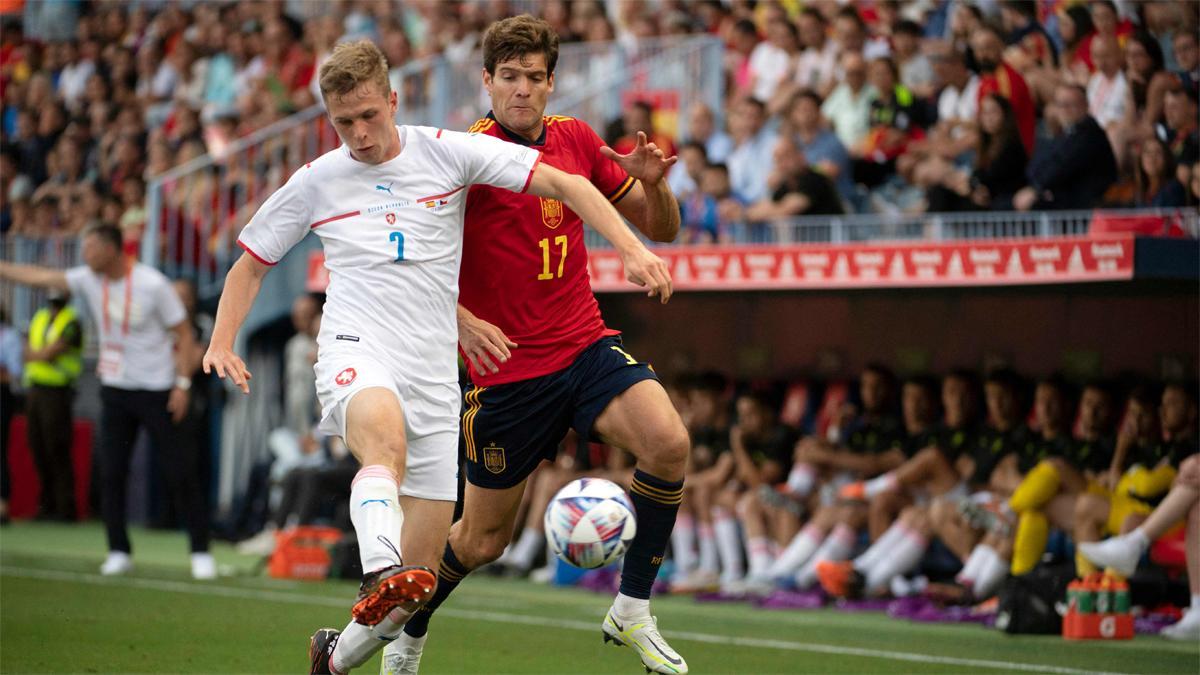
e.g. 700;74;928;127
2;522;1197;673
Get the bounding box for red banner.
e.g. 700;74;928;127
587;235;1136;291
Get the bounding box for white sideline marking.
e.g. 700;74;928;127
1;566;1130;675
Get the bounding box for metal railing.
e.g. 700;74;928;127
584;208;1200;250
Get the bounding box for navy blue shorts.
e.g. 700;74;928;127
461;335;658;489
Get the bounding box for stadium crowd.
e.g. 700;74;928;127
2;0;1199;250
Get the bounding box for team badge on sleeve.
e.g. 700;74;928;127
335;367;357;387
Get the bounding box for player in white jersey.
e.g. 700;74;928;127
201;41;673;675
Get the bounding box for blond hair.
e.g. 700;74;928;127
318;40;391;100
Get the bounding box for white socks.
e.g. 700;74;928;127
350;466;404;573
863;472;899;499
332;606;416;673
853;522;906;573
787;463;818;496
698;522;719;574
613;592;651;618
713;508;744;583
671;513;698;577
507;527;544;571
747;537;774;578
961;544;1007;599
955;545;989;586
795;524;855;588
768;524;823;578
864;526;927;593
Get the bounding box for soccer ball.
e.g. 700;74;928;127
544;477;637;569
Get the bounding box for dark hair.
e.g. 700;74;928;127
1061;5;1095;50
1002;1;1038;19
788;88;823;112
1127;383;1160;409
704;161;729;175
680;140;707;158
985;367;1023;393
1134;136;1177;204
977;93;1022;169
863;362;897;389
894;19;923;37
482;15;560;76
694;370;727;394
83;222;123;250
799;7;826;25
836;6;866;31
732;18;758;37
1163;380;1199;404
904;375;940;398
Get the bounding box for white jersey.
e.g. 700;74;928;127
237;125;540;395
65;262;186;391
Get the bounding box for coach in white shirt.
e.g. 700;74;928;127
0;224;212;579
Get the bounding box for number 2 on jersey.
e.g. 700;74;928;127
538;235;567;280
390;231;405;262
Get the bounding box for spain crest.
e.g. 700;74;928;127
483;444;506;474
539;198;563;229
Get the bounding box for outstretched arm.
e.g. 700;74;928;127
526;161;674;303
0;261;70;292
202;252;271;393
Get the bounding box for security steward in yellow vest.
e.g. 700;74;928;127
23;293;82;521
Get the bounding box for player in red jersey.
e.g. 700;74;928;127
382;15;690;675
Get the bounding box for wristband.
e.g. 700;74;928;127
174;375;192;391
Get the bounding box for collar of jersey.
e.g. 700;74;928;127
487;111;546;147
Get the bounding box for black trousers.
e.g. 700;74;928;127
26;385;76;519
99;386;210;553
1;383;15;504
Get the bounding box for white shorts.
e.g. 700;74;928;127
314;347;459;501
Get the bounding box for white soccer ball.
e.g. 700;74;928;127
543;477;637;569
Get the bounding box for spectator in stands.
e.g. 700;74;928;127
725;96;776;204
855;56;924;190
947;2;985;71
794;8;838;97
1088;35;1131;158
1157;87;1200;179
725;19;759;97
1015;84;1117;211
1000;1;1057;71
821;51;876;153
682;162;737;244
683;102;732;164
612;100;677;160
1056;4;1095;86
832;6;868;60
893;20;934;100
668;141;705;201
973;24;1036;156
1133;137;1188;208
1124;32;1175;141
1172;31;1200;96
928;94;1028;212
785;89;854;204
746;135;844;222
747;7;800;104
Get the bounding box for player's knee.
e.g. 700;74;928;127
469;529;514;567
641;423;690;474
1073;494;1103;521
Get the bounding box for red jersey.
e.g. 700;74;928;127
459;112;635;386
978;61;1037;156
